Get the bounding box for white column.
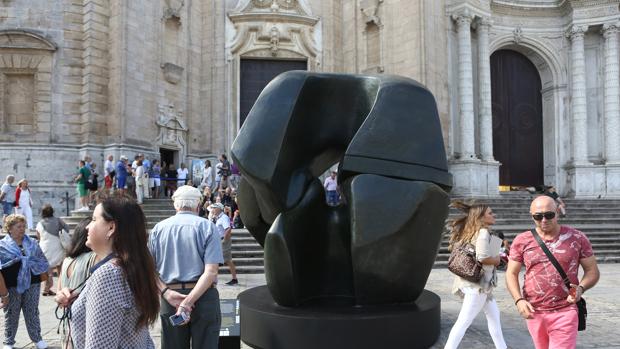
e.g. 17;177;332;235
453;11;476;160
567;25;589;165
477;18;494;161
603;23;620;163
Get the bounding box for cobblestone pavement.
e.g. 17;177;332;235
2;264;619;348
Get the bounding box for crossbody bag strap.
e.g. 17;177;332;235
530;229;571;290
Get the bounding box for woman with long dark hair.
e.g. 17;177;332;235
55;217;95;349
57;196;160;348
444;200;507;349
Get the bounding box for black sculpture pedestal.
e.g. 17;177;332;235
239;286;441;349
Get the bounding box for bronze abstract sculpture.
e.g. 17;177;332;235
232;71;452;349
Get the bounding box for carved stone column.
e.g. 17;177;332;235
568;25;589;165
603;23;620;163
477;18;494;161
453;12;476;160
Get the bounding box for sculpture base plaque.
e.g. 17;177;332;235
239;286;441;349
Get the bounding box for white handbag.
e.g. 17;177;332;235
58;229;73;251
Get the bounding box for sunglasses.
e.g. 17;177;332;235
532;211;556;221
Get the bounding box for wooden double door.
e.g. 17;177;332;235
491;50;544;187
239;58;307;127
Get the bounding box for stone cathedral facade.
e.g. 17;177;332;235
0;0;619;212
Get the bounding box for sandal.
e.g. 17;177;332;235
42;290;56;296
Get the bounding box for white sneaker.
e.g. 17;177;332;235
4;344;14;349
35;340;48;349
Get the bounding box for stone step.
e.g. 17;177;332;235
232;250;264;258
218;265;264;274
231;244;263;251
230;257;264;266
140;208;176;214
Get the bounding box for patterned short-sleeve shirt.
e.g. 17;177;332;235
509;226;594;312
70;262;154;349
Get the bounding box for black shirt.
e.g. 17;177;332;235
0;260;41;288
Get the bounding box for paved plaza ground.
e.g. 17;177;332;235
2;264;619;348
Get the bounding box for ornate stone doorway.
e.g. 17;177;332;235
491;49;544;187
239;58;307;127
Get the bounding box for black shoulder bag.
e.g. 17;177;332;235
530;230;587;331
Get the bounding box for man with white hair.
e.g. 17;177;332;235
148;185;223;349
0;175;16;221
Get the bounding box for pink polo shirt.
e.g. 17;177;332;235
509;226;593;312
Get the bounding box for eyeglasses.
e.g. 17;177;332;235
532;211;556;221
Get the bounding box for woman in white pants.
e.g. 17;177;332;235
444;201;507;349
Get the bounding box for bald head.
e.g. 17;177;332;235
530;195;557;213
530;195;560;234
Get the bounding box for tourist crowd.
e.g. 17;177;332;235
0;152;597;349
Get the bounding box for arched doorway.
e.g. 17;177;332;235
491;49;544;187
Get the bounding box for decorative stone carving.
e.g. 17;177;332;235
156;103;188;153
270;26;280;55
161;62;184;84
513;26;523;44
602;23;620;163
227;0;320;62
360;0;383;25
163;0;184;22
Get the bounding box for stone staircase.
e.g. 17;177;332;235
60;198;265;274
437;193;620;266
55;194;620;275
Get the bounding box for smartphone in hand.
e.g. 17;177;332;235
169;311;189;326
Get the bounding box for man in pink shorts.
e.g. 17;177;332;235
505;195;600;349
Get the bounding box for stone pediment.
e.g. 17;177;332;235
230;0;316;24
0;30;57;51
227;0;320;58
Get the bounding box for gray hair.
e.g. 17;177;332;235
5;174;14;181
173;198;200;211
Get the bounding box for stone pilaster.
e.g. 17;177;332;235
453;11;476;160
81;0;110;144
567;25;589;165
477;17;494;161
603;23;620;163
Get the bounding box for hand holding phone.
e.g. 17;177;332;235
169;311;189;326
